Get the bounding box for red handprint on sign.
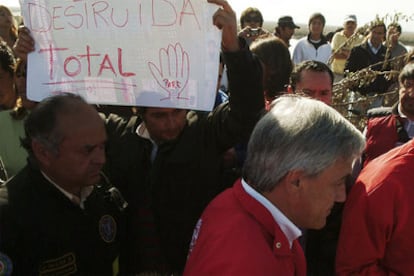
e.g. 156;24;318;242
148;43;190;101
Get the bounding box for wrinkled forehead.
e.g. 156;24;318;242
387;26;399;34
370;25;386;34
58;104;103;129
296;70;332;90
245;12;262;21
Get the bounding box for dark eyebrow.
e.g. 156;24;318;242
83;143;105;153
84;144;97;152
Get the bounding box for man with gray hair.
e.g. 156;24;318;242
184;95;365;275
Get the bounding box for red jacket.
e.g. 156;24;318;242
184;180;306;275
336;139;414;275
364;105;409;167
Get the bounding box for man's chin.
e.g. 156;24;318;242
87;173;102;186
160;134;180;143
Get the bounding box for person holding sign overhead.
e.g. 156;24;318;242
104;0;265;273
13;0;265;274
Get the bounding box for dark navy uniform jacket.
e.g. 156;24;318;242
0;163;126;275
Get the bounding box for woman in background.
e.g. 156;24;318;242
0;59;36;178
0;41;17;111
0;5;18;49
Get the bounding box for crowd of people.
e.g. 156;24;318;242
1;1;414;275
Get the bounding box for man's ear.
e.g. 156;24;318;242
31;140;53;167
283;170;304;194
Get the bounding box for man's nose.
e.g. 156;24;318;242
403;87;414;97
93;146;106;165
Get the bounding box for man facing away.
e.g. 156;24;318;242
184;95;365;275
0;94;126;275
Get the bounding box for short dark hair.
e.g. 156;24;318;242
250;37;292;98
290;60;334;91
388;22;402;34
308;13;326;27
369;17;386;32
21;93;87;159
239;7;263;28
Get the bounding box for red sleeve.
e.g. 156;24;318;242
336;177;394;275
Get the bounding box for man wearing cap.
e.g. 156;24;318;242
274;16;300;49
330;15;364;82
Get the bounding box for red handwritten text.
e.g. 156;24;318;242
38;44;135;79
163;79;182;89
26;0;201;32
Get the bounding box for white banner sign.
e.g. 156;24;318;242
20;0;221;111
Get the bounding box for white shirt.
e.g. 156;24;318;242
41;171;94;209
292;36;332;65
136;122;158;162
368;40;382;55
241;178;302;248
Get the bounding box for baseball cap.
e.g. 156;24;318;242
277;16;300;29
344;14;357;24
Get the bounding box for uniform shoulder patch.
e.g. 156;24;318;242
39;252;77;275
99;215;117;243
0;252;13;276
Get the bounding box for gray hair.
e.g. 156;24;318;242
242;95;365;193
21;93;88;159
399;63;414;84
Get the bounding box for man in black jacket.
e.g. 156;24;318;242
103;0;265;274
345;20;391;95
0;94;126;275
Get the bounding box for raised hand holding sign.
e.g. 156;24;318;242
20;0;221;111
